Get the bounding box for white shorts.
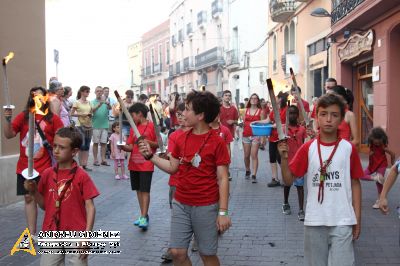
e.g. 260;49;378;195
92;128;108;144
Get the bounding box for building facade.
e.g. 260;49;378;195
0;0;46;204
329;0;400;154
128;41;142;99
226;0;269;103
267;0;332;101
169;0;229;96
141;20;170;100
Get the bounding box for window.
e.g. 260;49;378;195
284;26;289;54
158;44;162;65
166;42;170;64
273;34;277;72
284;21;296;54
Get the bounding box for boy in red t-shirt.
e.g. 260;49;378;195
24;127;99;265
138;91;231;265
119;102;157;230
282;105;307;221
278;93;363;265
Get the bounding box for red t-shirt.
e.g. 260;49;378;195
12;112;64;174
167;128;186;187
268;106;288;142
213;124;233;145
170;108;178;128
368;145;388;173
338;119;351;141
243;108;262;137
127;121;157;171
291;98;310;113
219;105;239;136
285;124;307;162
171;129;230;206
38;163;100;231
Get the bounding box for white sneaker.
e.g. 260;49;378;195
372;199;380;209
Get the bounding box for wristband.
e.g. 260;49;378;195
218;210;228;216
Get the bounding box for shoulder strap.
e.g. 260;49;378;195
35;120;56;166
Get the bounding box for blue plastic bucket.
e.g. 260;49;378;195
250;123;273;136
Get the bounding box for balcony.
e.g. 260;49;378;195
331;0;365;25
212;0;223;19
142;66;151;77
195;47;225;70
171;35;177;47
178;29;184;43
175;61;181;75
186;23;193;38
225;49;239;69
169;65;174;79
153;63;161;74
270;0;296;23
197;11;207;28
183;57;195;72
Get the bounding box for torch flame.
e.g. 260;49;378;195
30;94;49;116
3;52;14;65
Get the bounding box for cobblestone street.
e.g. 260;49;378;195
0;141;399;266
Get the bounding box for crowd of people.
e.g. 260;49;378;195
2;76;400;266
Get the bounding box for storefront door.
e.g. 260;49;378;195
357;62;373;152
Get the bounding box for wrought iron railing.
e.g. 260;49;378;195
331;0;365;25
226;49;239;66
195;47;225;69
269;0;296;23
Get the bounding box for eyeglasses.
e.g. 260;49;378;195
176;112;183;118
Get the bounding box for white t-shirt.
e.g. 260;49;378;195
289;138;364;226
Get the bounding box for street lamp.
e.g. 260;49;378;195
310;7;331;18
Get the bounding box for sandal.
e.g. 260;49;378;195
101;161;110;166
93;162;100;166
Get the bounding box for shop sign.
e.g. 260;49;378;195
308;50;327;71
338;29;374;62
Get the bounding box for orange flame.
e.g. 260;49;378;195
30;94;49;115
3;52;14;65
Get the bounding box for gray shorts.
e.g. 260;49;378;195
92;128;108;144
170;200;218;255
304;225;354;266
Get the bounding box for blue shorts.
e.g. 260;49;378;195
293;177;304;187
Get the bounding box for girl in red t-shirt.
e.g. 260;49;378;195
242;93;264;183
359;127;395;208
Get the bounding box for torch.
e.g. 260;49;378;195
2;52;15;119
149;104;165;155
21;93;43;180
289;67;310;127
117;104;125;146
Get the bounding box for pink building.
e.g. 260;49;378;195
141;20;171;100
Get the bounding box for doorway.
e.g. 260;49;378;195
356;61;373;152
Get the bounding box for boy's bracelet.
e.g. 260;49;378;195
218;210;229;216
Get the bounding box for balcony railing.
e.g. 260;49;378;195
197;11;207;27
171;35;177;47
169;65;174;78
331;0;365;25
178;29;184;43
212;0;223;18
175;61;181;75
153;63;161;74
270;0;296;23
195;47;225;69
186;23;193;37
183;57;195;72
226;49;239;67
144;66;151;77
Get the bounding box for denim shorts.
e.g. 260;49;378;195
293;177;304;187
242;136;260;144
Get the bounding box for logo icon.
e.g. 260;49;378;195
10;228;36;256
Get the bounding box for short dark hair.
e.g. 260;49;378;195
222;90;231;96
129;102;149;117
277;91;289;109
316;93;346;118
125;90;134;98
177;102;185;112
288;105;299;115
111;121;120;133
186;91;220;123
55;127;83;149
325;77;337;84
329;85;354;111
291;85;301;93
139;94;148;101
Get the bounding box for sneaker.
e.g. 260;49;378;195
282;203;291;215
372;199;380;209
267;179;281;187
298;210;305;221
161;250;173;263
122;174;129;180
139;216;149;230
245;171;251;180
133;216;142;226
251;175;257;183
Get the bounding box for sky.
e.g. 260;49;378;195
45;0;175;92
